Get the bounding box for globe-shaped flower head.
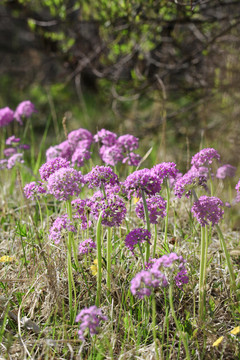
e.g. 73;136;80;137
191;195;224;226
152;162;179;181
135;195;166;224
124;168;162;199
75;305;108;341
191;148;220;168
0;107;14;127
14;101;36;125
39;157;70;181
85;165;119;189
47;167;84;201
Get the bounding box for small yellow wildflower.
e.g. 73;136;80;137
230;326;240;335
90;259;98;276
133;197;139;204
0;255;15;263
212;336;224;347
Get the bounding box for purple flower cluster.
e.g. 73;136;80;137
75;305;108;341
14;101;36;125
88;190;126;227
7;153;24;169
152;162;179;181
94;129;117;146
85;166;119;188
174;166;207;198
191;148;220;168
124;169;162;199
0;107;14;127
79;238;96;255
49;214;76;244
191;195;224;226
125;228;151;254
71;198;92;230
216;164;236;179
45;129;93;167
0;136;30;170
39;158;70;181
117;135;139;151
95;130;141;167
68;128;93;146
6;136;20;145
23;181;46;199
130;253;188;299
0;101;36;127
130;270;162;299
47;167;84;201
122;152;142;166
236;179;240;193
135;195;166;224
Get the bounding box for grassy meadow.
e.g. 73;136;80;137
0;105;240;360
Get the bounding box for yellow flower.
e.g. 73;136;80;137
0;255;15;263
133;197;139;204
212;336;224;347
90;259;98;276
230;326;240;335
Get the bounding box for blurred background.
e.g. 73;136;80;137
1;0;240;168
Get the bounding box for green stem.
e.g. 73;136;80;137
216;224;236;293
169;283;190;360
107;227;112;294
153;223;158;258
141;189;151;262
96;212;103;307
67;200;79;269
199;225;206;319
164;179;170;252
152;296;160;360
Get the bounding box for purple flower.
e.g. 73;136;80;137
236;179;240;194
150;253;188;289
152;162;179;181
191;195;224;226
24;181;46;199
124;169;162;199
18;144;30;150
71;198;92;230
71;147;91;167
85;166;119;189
47;167;84;201
94;129;117;146
125;228;151;254
101;144;124;166
191;148;220;168
130;270;162;299
49;214;76;244
117;135;139;151
93;193;127;227
216;164;236;179
7;153;24;169
14;101;36;125
174;166;207;198
135;195;166;224
39;157;70;181
75;305;108;341
78;239;96;255
68;128;93;147
122;152;142;166
4;148;17;157
6;136;20;145
46;141;74;162
0;107;14;127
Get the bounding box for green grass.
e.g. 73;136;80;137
0;120;239;360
